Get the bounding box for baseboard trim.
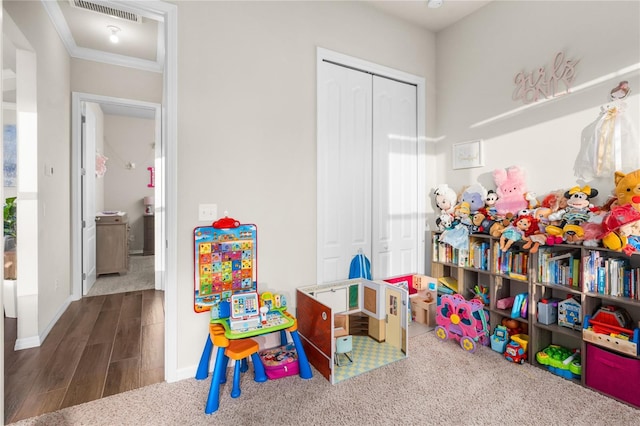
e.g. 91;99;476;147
15;294;73;350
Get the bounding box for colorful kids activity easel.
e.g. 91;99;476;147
193;216;258;315
194;216;312;414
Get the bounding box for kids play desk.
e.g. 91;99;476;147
196;308;313;414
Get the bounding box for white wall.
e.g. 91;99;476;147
70;58;163;103
12;0;636;382
103;114;155;252
4;0;72;342
175;1;436;373
434;0;640;213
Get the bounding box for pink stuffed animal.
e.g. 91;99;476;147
493;166;529;216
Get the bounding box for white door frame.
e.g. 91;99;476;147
316;47;427;282
71;92;162;296
69;0;179;382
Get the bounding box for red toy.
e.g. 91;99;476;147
504;339;527;364
589;305;632;336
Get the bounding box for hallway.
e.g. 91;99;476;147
4;289;164;424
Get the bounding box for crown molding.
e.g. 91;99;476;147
41;0;163;73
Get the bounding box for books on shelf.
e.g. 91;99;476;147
438;276;459;294
493;244;528;279
433;233;640;301
582;250;639;299
432;234;489;270
469;239;490;271
437;284;455;295
536;249;580;289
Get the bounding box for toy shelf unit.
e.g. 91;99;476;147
432;230;640;407
431;232;492;303
529;246;585;385
488;242;530;334
580;247;640;408
530;244;640;406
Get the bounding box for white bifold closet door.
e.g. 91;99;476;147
318;60;418;283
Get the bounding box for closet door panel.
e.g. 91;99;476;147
317;61;372;283
372;76;418;278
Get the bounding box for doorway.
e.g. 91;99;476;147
71;93;162;298
316;48;427;284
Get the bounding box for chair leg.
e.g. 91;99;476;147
196;334;213;380
205;346;227;414
250;352;268;382
240;357;249;373
231;360;242;398
219;354;229;384
345;352;353;363
289;329;313;379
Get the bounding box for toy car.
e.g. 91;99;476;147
504;339;527;364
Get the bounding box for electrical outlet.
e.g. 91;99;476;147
198;204;218;221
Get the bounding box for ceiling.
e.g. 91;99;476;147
4;0;491;117
367;0;492;33
42;0;165;73
44;0;492;72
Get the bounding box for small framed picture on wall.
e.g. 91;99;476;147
452;139;484;169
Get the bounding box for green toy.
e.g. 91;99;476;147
536;345;581;379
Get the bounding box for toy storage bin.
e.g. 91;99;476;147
258;343;300;380
586;344;640;408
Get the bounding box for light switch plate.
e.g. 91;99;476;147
198;204;218;221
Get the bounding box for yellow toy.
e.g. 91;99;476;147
614;169;640;211
260;292;274;310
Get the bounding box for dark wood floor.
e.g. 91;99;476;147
4;289;164;424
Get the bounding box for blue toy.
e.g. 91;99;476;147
490;325;509;353
472;285;489;306
511;292;528;319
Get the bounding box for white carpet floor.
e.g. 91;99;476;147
10;329;639;425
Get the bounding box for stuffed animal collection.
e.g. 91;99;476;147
433;167;640;255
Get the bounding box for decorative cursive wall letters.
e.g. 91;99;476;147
513;51;579;104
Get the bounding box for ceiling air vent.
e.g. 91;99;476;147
68;0;142;23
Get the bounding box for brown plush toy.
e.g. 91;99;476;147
471;212;508;237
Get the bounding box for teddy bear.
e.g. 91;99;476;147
493;166;529;217
471;211;508;237
613;169;640;211
537;190;569;245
